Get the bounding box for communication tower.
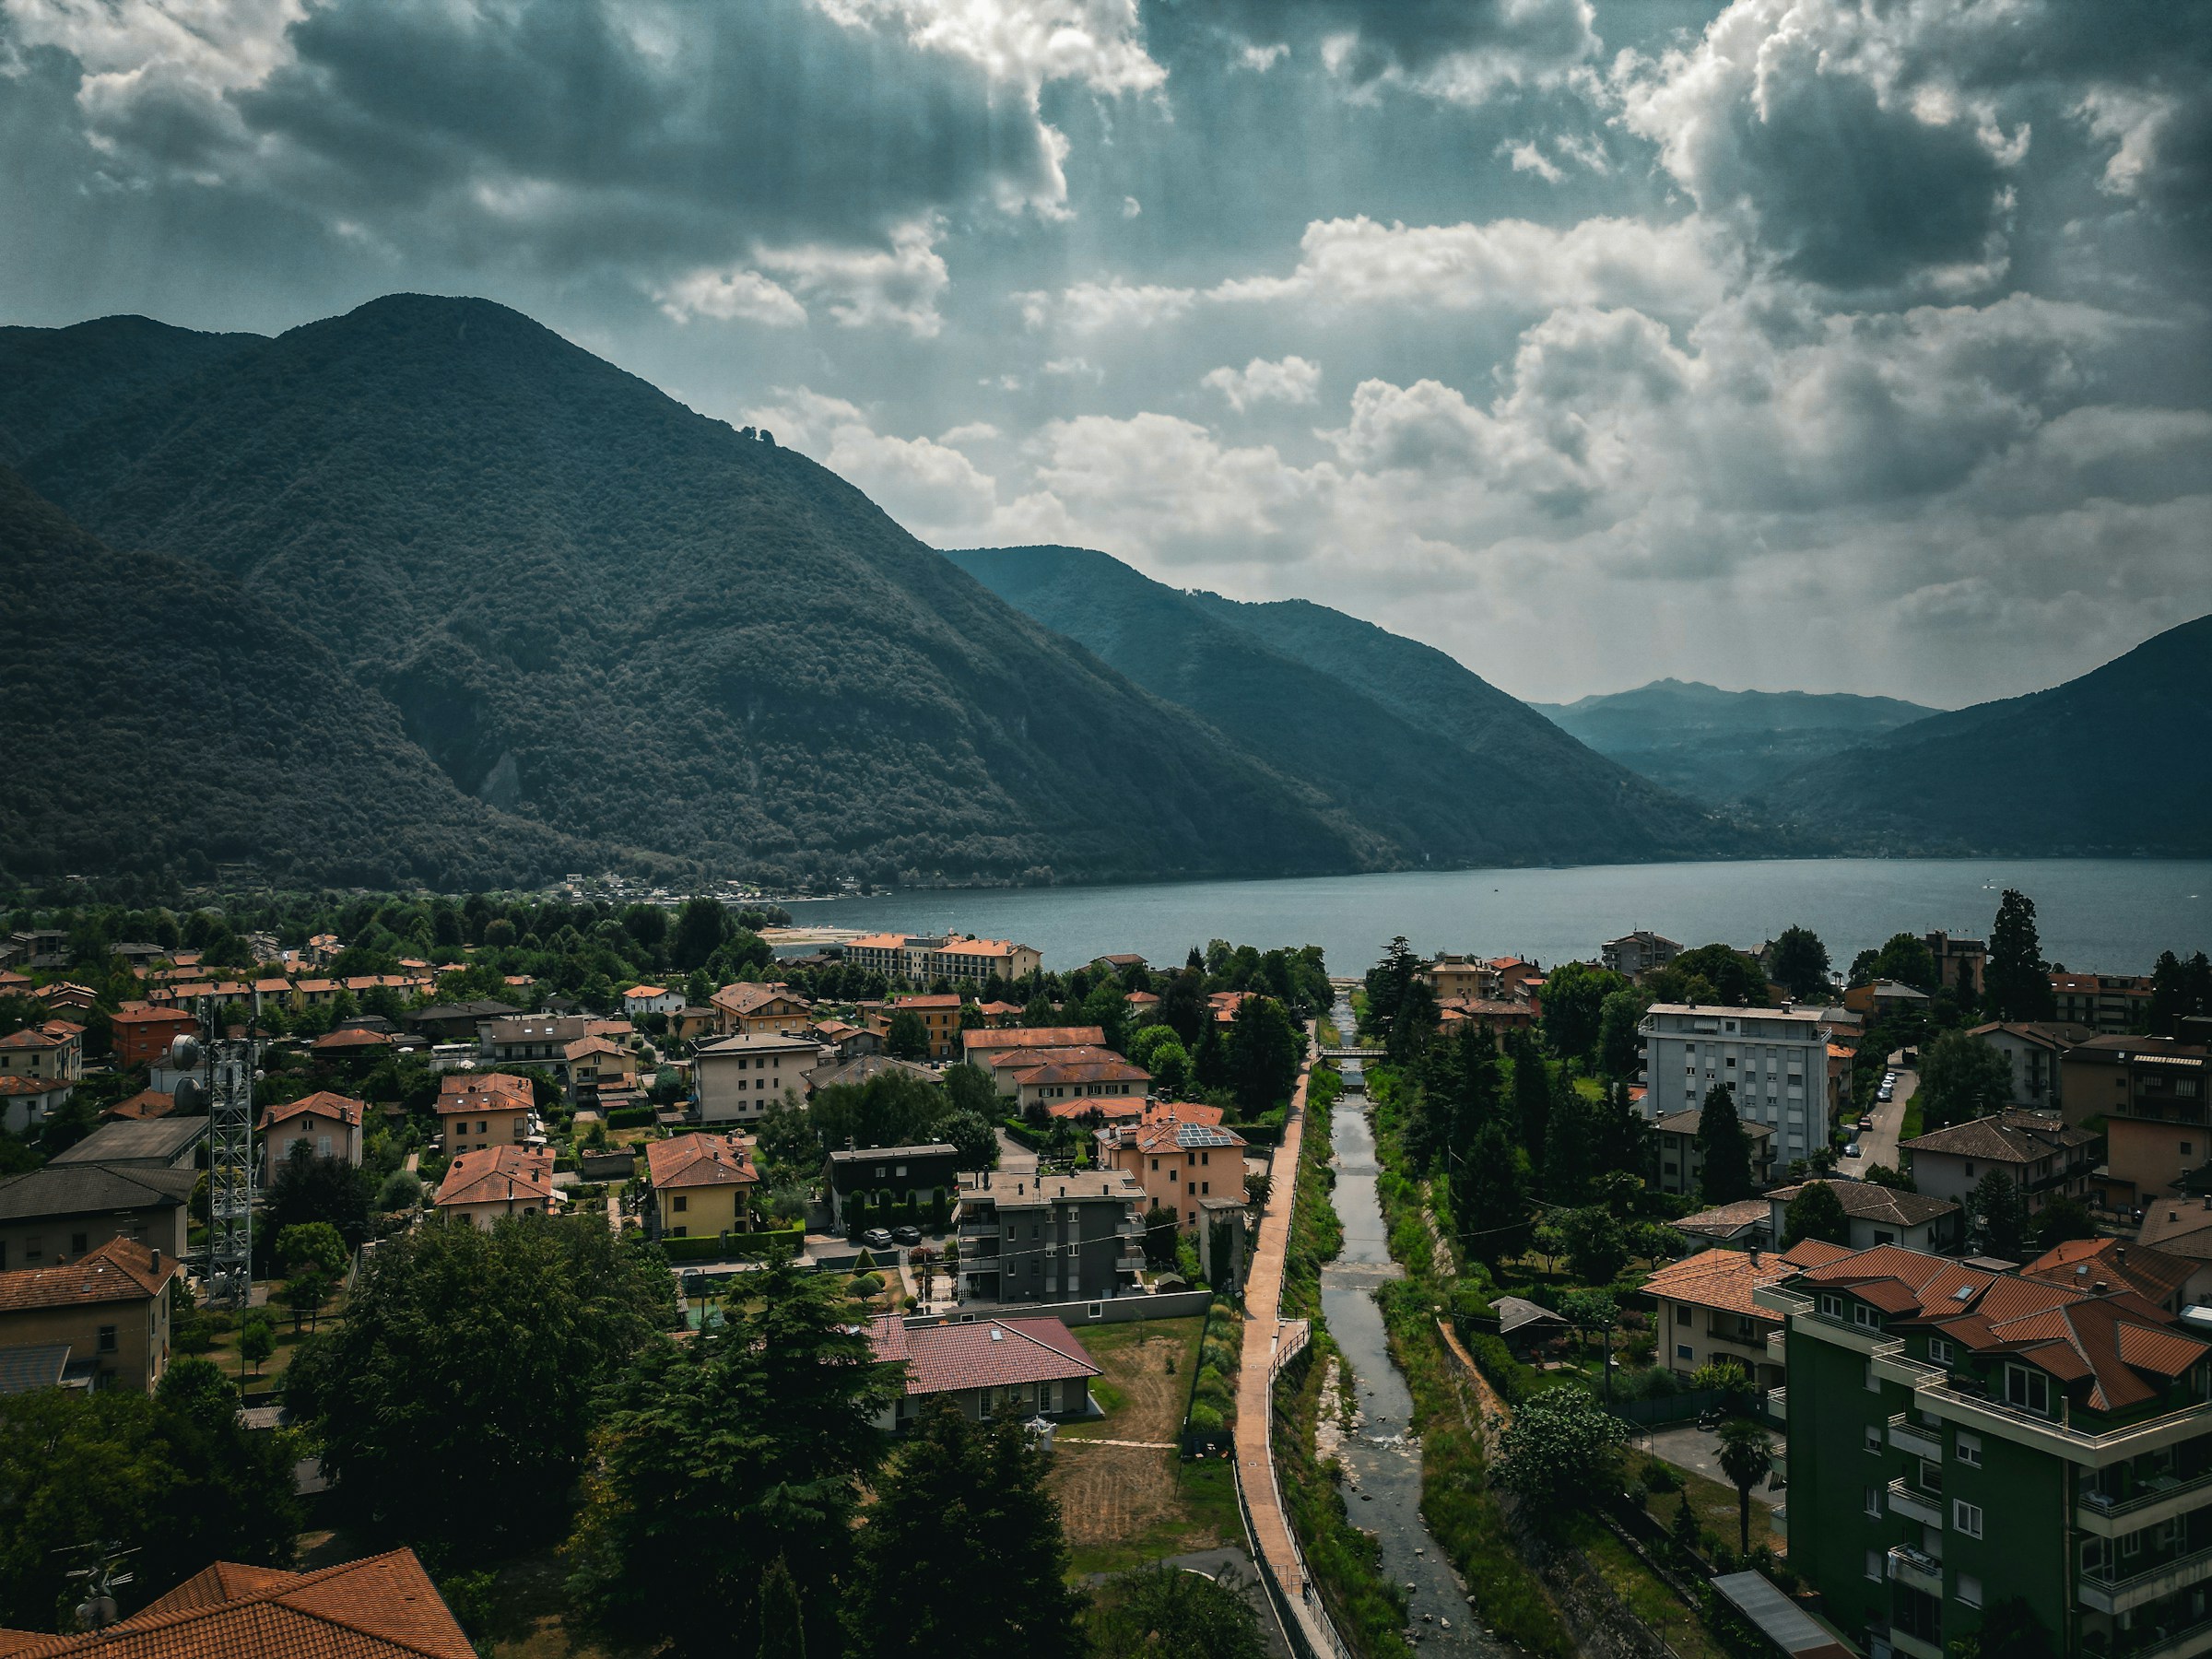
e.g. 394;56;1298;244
173;1011;256;1309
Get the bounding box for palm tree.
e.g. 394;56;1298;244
1716;1418;1773;1558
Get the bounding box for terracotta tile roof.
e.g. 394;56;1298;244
1673;1199;1771;1238
891;994;964;1010
0;1548;473;1657
1046;1096;1147;1123
711;982;810;1016
868;1313;1100;1396
312;1029;394;1052
1143;1100;1224;1126
102;1090;176;1122
0;1028;67;1053
1902;1109;2094;1163
435;1147;557;1209
2023;1237;2196;1307
961;1027;1105;1054
983;1044;1105;1073
563;1035;626;1061
1639;1242;1840;1318
259;1091;365;1132
622;984;669;999
645;1133;759;1191
1102;1119;1249;1156
434;1074;533;1115
0;1237;176;1314
0;1077;69;1099
107;1006;195;1028
1009;1056;1150;1088
1768;1180;1958;1228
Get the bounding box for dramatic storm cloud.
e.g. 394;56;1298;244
5;0;2208;702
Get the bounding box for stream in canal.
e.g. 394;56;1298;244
1319;994;1503;1654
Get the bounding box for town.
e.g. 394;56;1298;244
3;889;2209;1659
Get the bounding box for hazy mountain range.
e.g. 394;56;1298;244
1;293;2205;889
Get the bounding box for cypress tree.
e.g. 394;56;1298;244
1986;888;2056;1020
1695;1084;1753;1205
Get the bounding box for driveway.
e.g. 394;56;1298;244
1841;1065;1915;1175
1638;1423;1781;1510
996;1127;1038;1174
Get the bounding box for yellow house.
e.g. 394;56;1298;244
435;1072;536;1155
889;994;965;1061
0;1235;177;1392
563;1035;637;1099
644;1133;759;1240
434;1145;559;1230
710;982;815;1037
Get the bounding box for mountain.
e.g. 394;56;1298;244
1532;679;1937;805
1757;616;2212;854
943;547;1747;865
0;315;260;468
6;295;1394;888
0;466;623;888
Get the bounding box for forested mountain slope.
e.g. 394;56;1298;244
1532;679;1936;804
0;315;260;467
0;468;618;888
1759;616;2212;853
946;546;1747;865
14;294;1385;888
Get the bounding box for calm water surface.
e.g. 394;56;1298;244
794;858;2212;974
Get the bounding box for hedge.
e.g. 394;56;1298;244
605;1105;656;1128
659;1227;805;1263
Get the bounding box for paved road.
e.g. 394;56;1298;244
995;1126;1038;1175
1840;1063;1915;1175
1638;1424;1781;1509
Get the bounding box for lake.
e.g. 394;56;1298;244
788;858;2212;978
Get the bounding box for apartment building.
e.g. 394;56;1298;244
1763;1242;2212;1659
1640;1003;1832;1172
887;993;965;1061
1095;1116;1247;1230
1642;1241;1844;1391
955;1169;1146;1304
693;1032;822;1124
1924;933;1988;999
1901;1111;2099;1219
1970;1022;2091;1112
843;932;1042;987
2063;1037;2212;1211
1604;931;1682;980
2053;973;2156;1035
434;1072;537;1155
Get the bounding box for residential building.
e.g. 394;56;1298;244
0;1075;70;1135
1759;1242;2212;1659
434;1072;537;1155
1604;930;1682;980
1672;1199;1775;1253
1901;1111;2100;1221
1640;1004;1833;1173
1005;1051;1152;1113
825;1143;963;1230
563;1034;636;1102
1844;981;1934;1018
666;1005;718;1042
405;999;522;1042
804;1053;935;1099
49;1116;204;1171
101;1088;174;1123
2021;1236;2196;1313
0;1236;178;1391
107;1004;198;1069
1767;1181;1962;1253
477;1014;593;1068
310;1027;394;1064
258;1091;365;1180
1968;1021;2091;1112
434;1145;559;1230
2;928;67;970
1924;932;1988;999
888;993;965;1061
1653;1107;1777;1196
0;1018;84;1085
843;932;1042;987
810;1018;882;1057
642;1133;758;1240
955;1169;1147;1304
2052;972;2155;1034
0;1550;477;1656
2063;1036;2212;1209
621;983;682;1018
694;1032;821;1124
1641;1241;1846;1391
709;982;814;1037
0;1163;195;1270
2139;1200;2212;1306
1043;1094;1149;1125
1426;954;1489;1002
961;1025;1107;1069
865;1313;1100;1430
1095;1116;1248;1230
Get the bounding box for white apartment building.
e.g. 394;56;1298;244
1639;1003;1830;1173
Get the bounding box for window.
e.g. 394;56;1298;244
1958;1574;1983;1609
1953;1500;1983;1539
1677;1344;1694;1362
1853;1302;1882;1331
1819;1293;1844;1319
1677;1305;1692;1325
2005;1365;2052;1415
673;1194;688;1212
1865;1486;1883;1519
1865;1425;1884;1453
71;1231;88;1255
1865;1549;1885;1583
97;1325;117;1353
1929;1337;1954;1365
1955;1432;1981;1466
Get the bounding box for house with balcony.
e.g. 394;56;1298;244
1761;1241;2212;1659
954;1169;1145;1305
1901;1111;2099;1219
1640;1241;1848;1391
2063;1037;2212;1213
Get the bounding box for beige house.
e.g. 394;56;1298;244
709;982;815;1037
0;1163;195;1271
1094;1114;1245;1230
0;1074;71;1135
258;1090;365;1181
1641;1240;1849;1391
1006;1051;1152;1113
621;983;683;1018
961;1026;1106;1070
435;1072;536;1155
563;1035;637;1100
643;1132;759;1240
0;1018;84;1085
695;1032;822;1124
0;1235;178;1392
434;1145;559;1230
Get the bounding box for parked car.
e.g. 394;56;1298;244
862;1228;895;1251
891;1224;922;1246
1843;1141;1863;1159
1858;1114;1873;1132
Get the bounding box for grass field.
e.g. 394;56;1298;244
1049;1315;1242;1575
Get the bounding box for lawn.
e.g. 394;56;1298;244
1561;1516;1729;1659
1047;1314;1241;1575
189;1285;347;1387
1629;1449;1781;1559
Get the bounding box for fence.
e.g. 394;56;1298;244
902;1288;1215;1328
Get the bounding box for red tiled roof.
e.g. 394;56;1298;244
259;1090;366;1132
104;1089;176;1122
2023;1237;2196;1307
645;1133;759;1191
0;1549;473;1657
0;1236;176;1314
312;1029;393;1052
434;1074;533;1115
1045;1096;1147;1123
435;1147;557;1209
1642;1241;1842;1319
108;1006;195;1028
962;1027;1106;1053
1010;1056;1150;1087
867;1314;1100;1396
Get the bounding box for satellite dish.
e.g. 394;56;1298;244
169;1033;202;1071
171;1077;205;1116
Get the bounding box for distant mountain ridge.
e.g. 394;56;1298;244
1533;678;1937;805
944;546;1749;866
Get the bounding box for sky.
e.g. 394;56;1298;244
4;0;2209;707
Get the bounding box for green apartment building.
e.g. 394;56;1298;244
1761;1243;2212;1659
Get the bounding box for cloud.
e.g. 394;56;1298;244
1018;276;1198;332
1199;0;1599;103
1499;140;1562;183
1203;355;1322;411
745;385;1000;539
816;0;1163;96
655;268;807;328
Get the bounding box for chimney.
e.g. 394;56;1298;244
2094;1281;2109;1294
2117;1244;2128;1264
150;1248;161;1273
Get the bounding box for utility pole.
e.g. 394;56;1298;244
175;1002;256;1310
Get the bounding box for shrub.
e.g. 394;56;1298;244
1187;1401;1225;1432
850;1272;884;1296
605;1105;655;1129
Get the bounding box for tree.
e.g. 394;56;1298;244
1452;1121;1527;1264
1159;969;1207;1048
1362;937;1421;1042
1492;1388;1627;1522
1781;1182;1851;1248
1143;1204;1182;1267
1088;1563;1268;1659
1696;1085;1753;1204
755;1098;826;1184
264;1142;375;1247
938;1110;998;1173
1147;1038;1194;1098
671;896;731;971
1969;1168;2028;1260
1715;1418;1773;1557
280;1269;332;1333
886;1009;931;1061
274;1221;348;1280
1541;1074;1590;1204
1863;1163;1915;1192
1766;925;1831;1001
1561;1208;1627;1285
2031;1194;2099;1250
567;1252;897;1658
1858;933;1939;993
286;1215;671;1557
1986;889;2056;1020
1918;1030;2015;1132
1225;995;1300;1115
1540;961;1621;1062
1650;944;1768;1008
941;1062;1000;1122
1595;989;1650;1080
809;1070;948;1155
2148;950;2212;1036
851;1398;1083;1659
239;1312;276;1375
757;1554;806;1659
1511;1030;1550;1154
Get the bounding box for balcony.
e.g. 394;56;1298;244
1888;1627;1945;1659
1888;1546;1943;1597
2081;1544;2212;1616
1767;1387;1787;1424
1888;1478;1943;1526
1890;1414;1944;1460
2078;1469;2212;1537
2103;1612;2212;1659
1766;1329;1787;1362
